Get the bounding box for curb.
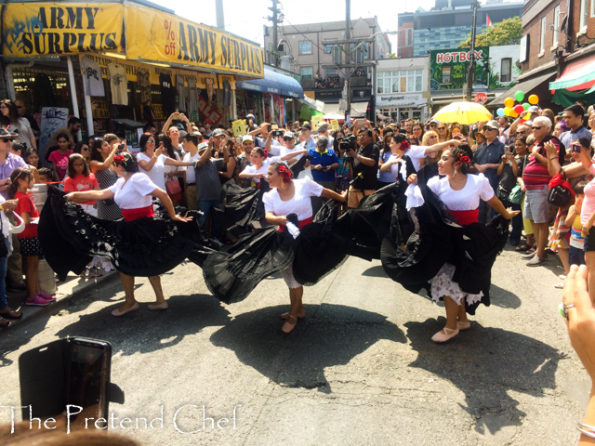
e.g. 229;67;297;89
5;271;120;329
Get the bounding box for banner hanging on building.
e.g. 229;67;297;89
1;2;124;57
125;6;264;78
429;47;490;91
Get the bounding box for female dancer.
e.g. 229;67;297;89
65;153;192;316
424;145;519;342
263;161;347;333
238;147;307;188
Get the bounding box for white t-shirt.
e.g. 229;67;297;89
281;144;304;161
269;139;283;157
406;145;429;172
386;154;407;182
183;152;200;184
240;157;281;183
137;152;167;190
108;173;156;210
107;62;128;105
263;177;323;221
427;173;494;211
81;55;105;97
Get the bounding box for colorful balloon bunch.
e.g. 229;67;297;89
496;91;539;119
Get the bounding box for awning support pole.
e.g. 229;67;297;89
269;94;274;123
231;89;237;120
66;56;82;141
79;60;95;137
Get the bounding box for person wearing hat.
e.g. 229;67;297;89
317;123;334;149
474;120;505;223
307;136;339;190
299;123;316;151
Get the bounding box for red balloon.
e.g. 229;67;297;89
514;104;524;114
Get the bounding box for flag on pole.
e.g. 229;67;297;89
486;15;493;26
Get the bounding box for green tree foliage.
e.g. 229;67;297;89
458;17;522;48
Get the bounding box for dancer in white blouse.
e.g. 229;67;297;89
263;161;347;333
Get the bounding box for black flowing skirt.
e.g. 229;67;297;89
219;181;266;238
380;177;509;315
39;187;207;280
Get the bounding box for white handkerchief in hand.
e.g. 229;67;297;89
286;222;300;239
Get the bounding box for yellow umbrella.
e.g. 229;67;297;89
432;101;492;125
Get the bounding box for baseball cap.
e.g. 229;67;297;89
484;120;499;130
241;135;254;143
300;123;312;131
283;131;295;139
317;123;329;133
211;128;225;137
197;142;209;152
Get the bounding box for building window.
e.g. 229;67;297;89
500;58;512;83
299;41;312;55
553;6;560;47
579;0;588;31
407;29;413;46
539;16;546;55
324;44;333;54
300;67;313;79
441;66;451;85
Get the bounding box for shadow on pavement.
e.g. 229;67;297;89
54;294;230;356
489;284;522;309
210;303;405;393
405;318;563;435
361;265;386;277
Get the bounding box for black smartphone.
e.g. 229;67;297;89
19;337;112;421
572;143;581;153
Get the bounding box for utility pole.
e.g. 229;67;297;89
215;0;225;30
344;0;351;122
269;0;280;67
464;0;478;100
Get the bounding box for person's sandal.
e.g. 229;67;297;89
0;318;10;328
515;243;529;252
457;320;471;331
431;327;459;343
280;311;305;320
281;315;298;334
0;309;22;319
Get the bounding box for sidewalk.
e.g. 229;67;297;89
4;270;118;328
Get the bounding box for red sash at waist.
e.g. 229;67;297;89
450;209;478;226
121;205;155;222
278;216;313;232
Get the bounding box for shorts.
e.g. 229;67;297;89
584;227;595;252
281;266;301;289
569;246;586;265
523;185;549;224
20;236;42;257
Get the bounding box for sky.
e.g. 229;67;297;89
150;0;438;51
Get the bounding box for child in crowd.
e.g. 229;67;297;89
48;133;73;180
63;154;110;277
37;168;54;183
9;168;53;306
335;143;352;192
567;180;588;266
63;154;99;216
23;148;40;183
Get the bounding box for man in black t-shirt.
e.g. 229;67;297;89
346;129;379;208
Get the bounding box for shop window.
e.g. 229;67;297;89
299;41;312;55
301;67;313;79
441;66;451;85
500;58;512;83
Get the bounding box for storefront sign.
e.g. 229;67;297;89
125;6;263;78
430;47;489;91
2;3;124;57
376;94;424;107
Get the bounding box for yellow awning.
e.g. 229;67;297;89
1;2;264;78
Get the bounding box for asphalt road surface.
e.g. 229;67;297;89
0;247;587;445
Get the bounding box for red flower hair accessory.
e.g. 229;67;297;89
113;154;125;164
400;140;410;151
277;164;292;183
456;152;471;165
263;148;268;159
